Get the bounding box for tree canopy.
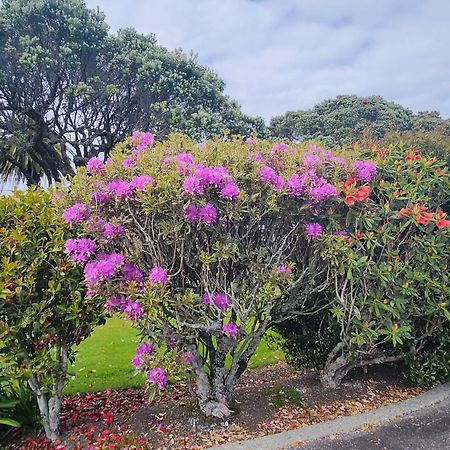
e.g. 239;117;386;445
0;0;266;185
270;95;450;147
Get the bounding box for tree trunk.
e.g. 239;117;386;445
27;343;68;440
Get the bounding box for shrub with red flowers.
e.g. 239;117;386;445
317;142;450;387
0;189;105;440
58;132;374;418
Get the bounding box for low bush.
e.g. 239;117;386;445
0;189;105;440
59;132;376;418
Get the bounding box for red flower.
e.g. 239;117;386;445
397;207;410;218
416;212;434;226
344;194;357;206
355;232;364;239
436;209;450;228
354;185;370;201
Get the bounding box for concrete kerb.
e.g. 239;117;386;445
208;382;450;450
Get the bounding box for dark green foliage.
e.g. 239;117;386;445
0;0;266;184
272;313;339;370
405;331;450;388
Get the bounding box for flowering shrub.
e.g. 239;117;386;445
316;142;450;387
0;189;105;440
59;132;375;417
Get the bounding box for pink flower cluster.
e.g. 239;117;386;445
149;266;168;284
260;166;284;190
86;157;105;175
181;163;239;199
105;296;144;321
130;175;154;191
305;222;323;239
84;252;125;286
147;367;167;390
132;342;154;368
123;263;143;283
65;238;96;264
202;292;231;309
103;222;125;239
353;160;377;182
276;264;292;277
184;203;218;225
223;321;238;338
131;131;154;151
62;203;89;225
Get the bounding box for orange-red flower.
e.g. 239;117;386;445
344;194;357;206
416;212;434;226
436;209;450;229
354;185;370;201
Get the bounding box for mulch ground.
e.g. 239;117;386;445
8;362;425;450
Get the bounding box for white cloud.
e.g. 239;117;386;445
86;0;450;120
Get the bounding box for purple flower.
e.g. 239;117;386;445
123;263;143;283
149;266;168;284
184;203;200;223
183;351;194;365
62;203;89;225
334;229;349;237
198;203;218;225
213;292;230;309
131;175;153;191
305;223;323;239
220;181;240;199
105;296;125;312
65;238;96;264
166;336;177;350
302;154;322;168
308;182;337;202
121;300;144;321
91;189;111;203
277;264;292;277
86;157;105;175
132;342;154;368
223;321;239;338
183;176;204;196
107;180;133;199
122;157;135;168
287;174;304;196
103;222;124;239
147;367;167;390
84;252;125;286
132;131;154;150
175;153;194;173
353;160;377;182
202;293;212;304
260;166;284;190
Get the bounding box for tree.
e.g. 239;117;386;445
0;188;105;440
0;0;266;185
269;95;414;147
58;132;369;418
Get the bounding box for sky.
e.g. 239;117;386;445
84;0;450;121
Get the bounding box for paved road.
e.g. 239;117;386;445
293;396;450;450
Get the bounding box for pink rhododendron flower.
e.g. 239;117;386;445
147;367;167;389
91;188;112;204
353;160;377;182
105;296;124;311
175;153;194;173
65;238;96;264
84;252;125;286
220;181;240;199
122;157;135;168
184;203;200;223
197;203;218;225
259;166;284;190
107;180;133;199
277;264;292;277
131;175;153;191
223;321;238;338
123;263;143;283
149;266;168;284
308;182;337;202
287;174;304;196
302;154;322;168
121;300;144;321
202;293;212;304
183;176;204;195
62;203;89;225
213;292;230;309
132;342;154;368
305;223;323;239
103;222;124;239
132;131;154;150
86;156;105;175
183;351;194;365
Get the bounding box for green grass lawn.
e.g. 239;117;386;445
65;316;284;395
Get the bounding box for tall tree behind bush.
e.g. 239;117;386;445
0;188;105;440
270;95;416;147
0;0;265;185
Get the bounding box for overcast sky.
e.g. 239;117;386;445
84;0;450;121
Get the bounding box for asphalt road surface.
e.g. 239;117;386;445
293;396;450;450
